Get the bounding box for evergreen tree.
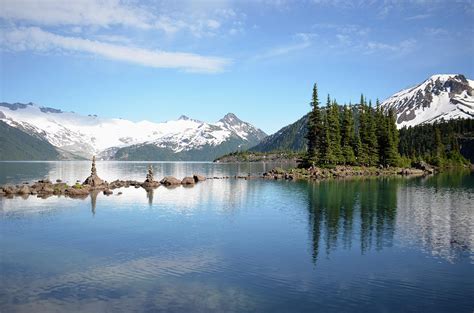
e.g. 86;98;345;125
319;102;336;165
302;83;322;167
341;105;356;164
434;125;444;166
327;97;343;164
385;109;400;166
366;101;379;166
357;95;370;165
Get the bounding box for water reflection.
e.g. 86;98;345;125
305;175;473;264
0;161;296;185
396;173;474;262
306;178;397;264
0;167;473;313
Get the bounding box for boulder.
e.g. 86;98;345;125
103;189;113;195
3;185;18;195
181;177;195;185
17;185;31;195
160;176;181;186
414;161;435;174
193;174;206;182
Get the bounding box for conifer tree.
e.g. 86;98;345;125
366;101;379;166
385;109;400;166
341;105;356;164
357;95;370;165
434;125;444;166
328;97;343;164
302;83;322;167
320;111;336;165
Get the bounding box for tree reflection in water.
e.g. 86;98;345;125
307;178;398;264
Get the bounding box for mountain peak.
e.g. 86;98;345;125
219;113;242;125
178;115;190;121
381;73;474;128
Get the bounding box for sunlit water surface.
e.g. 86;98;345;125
0;162;473;313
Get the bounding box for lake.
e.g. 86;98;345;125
0;161;473;313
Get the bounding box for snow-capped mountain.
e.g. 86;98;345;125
0;102;266;160
381;74;474;128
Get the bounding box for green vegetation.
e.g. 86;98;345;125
0;120;60;160
115;137;257;161
398;118;474;167
301;84;402;168
301;83;471;168
214;150;303;162
250;114;308;153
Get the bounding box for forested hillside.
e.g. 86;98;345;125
0;120;59;160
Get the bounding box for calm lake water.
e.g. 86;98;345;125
0;162;473;313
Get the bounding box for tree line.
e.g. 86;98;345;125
398;118;473;167
302;83;400;168
301;82;470;168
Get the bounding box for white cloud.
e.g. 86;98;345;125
0;0;241;37
0;0;152;28
253;33;312;60
0;27;231;73
365;39;417;56
405;13;432;20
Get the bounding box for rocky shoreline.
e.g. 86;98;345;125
0;158;450;199
0;158;207;199
214;152;300;163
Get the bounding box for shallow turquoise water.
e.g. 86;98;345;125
0;162;473;312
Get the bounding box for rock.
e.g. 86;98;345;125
181;177;195;185
160;176;181;186
56;179;62;183
142;166;160;188
2;185;17;194
103;189;113;195
17;185;31;195
414;161;435;174
83;156;106;188
40;186;54;195
117;192;123;195
66;187;90;196
193;174;206;182
109;180;125;189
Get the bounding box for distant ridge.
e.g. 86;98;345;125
0;103;267;161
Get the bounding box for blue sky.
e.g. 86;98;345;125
1;0;473;134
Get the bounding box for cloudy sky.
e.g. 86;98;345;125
1;0;473;133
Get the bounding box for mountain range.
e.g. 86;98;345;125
1;74;473;161
0;103;266;161
251;74;474;153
